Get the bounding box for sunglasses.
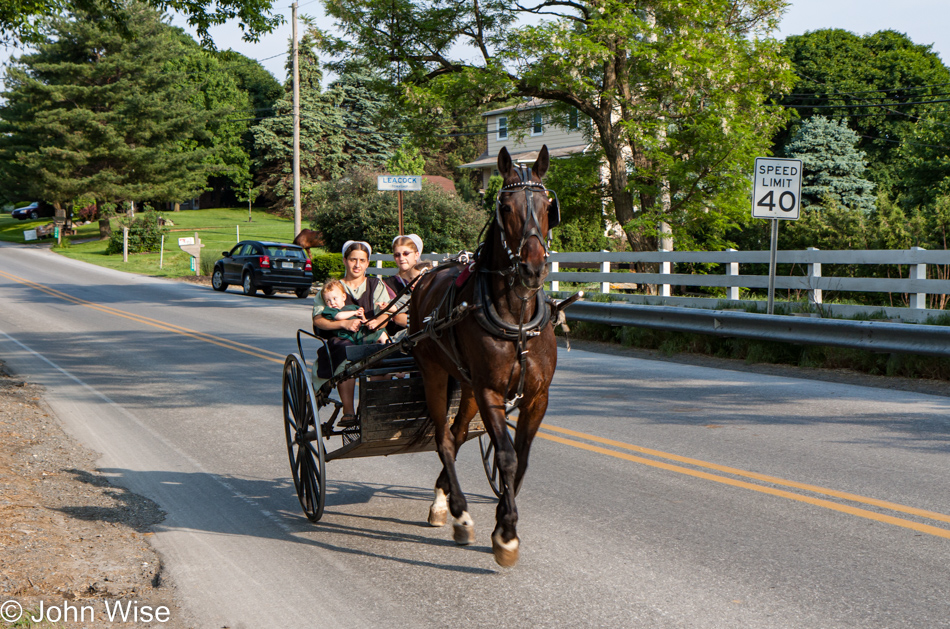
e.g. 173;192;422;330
393;251;416;258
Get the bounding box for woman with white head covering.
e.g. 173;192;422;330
311;240;394;423
383;234;427;331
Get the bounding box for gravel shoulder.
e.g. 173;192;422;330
0;361;189;628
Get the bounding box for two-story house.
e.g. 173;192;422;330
459;99;590;189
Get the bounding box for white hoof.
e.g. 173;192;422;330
492;533;519;567
428;488;448;527
453;511;475;545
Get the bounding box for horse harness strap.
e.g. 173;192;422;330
472;271;550;340
423;264;474;385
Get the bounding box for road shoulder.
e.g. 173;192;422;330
0;360;189;627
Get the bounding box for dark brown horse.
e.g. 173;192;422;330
293;229;323;259
409;145;559;567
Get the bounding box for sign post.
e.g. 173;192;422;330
378;175;422;236
178;233;204;277
752;157;803;314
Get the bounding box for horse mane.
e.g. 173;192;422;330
473;217;498;274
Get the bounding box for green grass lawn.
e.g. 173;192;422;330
1;207;324;279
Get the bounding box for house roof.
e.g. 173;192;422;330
422;175;456;195
457;144;590;169
480;98;549;117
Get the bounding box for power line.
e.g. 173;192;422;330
774;97;950;109
781;81;950;98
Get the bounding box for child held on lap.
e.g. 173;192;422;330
321;280;389;345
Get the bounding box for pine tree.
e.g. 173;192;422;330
250;25;347;212
0;2;214;208
785;116;876;214
327;63;400;169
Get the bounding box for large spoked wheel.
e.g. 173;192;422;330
479;434;503;498
283;354;326;522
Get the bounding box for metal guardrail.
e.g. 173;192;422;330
566;302;950;358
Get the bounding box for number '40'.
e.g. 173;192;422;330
757;190;797;212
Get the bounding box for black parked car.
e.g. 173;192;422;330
212;240;313;298
11;202;55;220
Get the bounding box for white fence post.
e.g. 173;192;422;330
807;247;822;305
549;253;559;292
910;246;927;309
726;248;739;301
658;248;671;297
659;259;671;297
600;251;610;294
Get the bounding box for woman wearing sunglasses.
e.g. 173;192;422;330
382;234;428;333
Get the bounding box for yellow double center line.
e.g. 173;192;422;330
535;424;950;539
0;269;285;364
4;269;949;539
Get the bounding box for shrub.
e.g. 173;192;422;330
307;167;486;254
105;210;168;254
311;253;344;282
77;203;98;222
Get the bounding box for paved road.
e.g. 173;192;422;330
2;242;950;628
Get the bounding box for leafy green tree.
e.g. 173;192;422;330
1;0;280;46
172;39;255;195
307;167;485;253
483;175;503;213
543;152;608;252
784;116;876;214
319;0;793;252
0;2;213;209
896;107;950;210
386;142;425;175
780;29;950;200
216;49;282;119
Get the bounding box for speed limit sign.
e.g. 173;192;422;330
752;157;802;220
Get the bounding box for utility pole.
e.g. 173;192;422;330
292;1;302;237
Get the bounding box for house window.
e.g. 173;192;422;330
497;116;508;140
569;108;579;130
532;111;543;136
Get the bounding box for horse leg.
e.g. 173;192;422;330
421;369;475;544
476;388;520;567
429;387;477;527
511;391;549;496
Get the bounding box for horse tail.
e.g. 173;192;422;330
407;376;459;451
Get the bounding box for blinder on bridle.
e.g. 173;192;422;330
493;165;560;269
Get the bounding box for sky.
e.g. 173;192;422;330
2;0;950;85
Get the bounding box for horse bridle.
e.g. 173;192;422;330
493;165;561;285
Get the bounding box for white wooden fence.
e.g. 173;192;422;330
368;248;950;321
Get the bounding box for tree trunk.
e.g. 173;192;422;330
98;219;112;240
174;202;180;212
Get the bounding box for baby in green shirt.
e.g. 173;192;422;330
321;280;389;345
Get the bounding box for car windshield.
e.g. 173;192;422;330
265;247;305;259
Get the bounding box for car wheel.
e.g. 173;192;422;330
212;267;228;291
242;272;257;296
262;287;275;296
29;210;38;219
295;287;311;299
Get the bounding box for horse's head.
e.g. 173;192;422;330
495;145;560;290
